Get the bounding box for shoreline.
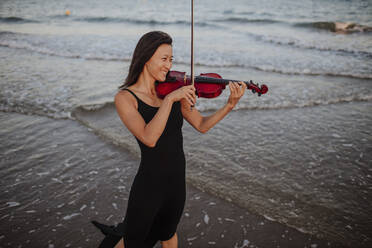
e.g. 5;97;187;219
73;98;372;247
0;111;353;248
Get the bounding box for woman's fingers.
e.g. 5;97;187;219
187;97;194;106
229;81;243;97
229;82;236;96
168;85;197;104
234;81;246;97
239;81;246;96
184;85;196;105
227;81;246;108
187;92;194;105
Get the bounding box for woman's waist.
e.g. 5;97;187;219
139;151;185;172
140;150;185;165
139;143;184;156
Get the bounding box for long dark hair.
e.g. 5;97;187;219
119;31;173;89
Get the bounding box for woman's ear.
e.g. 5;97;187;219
143;61;149;72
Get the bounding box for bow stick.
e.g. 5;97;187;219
191;0;194;87
190;0;195;109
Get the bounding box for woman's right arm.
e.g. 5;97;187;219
114;86;195;147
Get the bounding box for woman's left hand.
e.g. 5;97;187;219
227;81;246;109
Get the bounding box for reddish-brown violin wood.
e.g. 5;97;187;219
155;70;268;99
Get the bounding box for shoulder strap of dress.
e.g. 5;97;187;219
122;88;140;102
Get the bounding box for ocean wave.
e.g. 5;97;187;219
0;31;17;35
1;101;111;121
72;94;372;115
71;103;141;157
0;40;127;62
3;92;370;120
1;31;371;80
0;84;74;120
72;16;212;27
2;38;370;80
262;37;372;59
0;16;39;23
241;30;372;59
199;61;372;80
196;94;372;113
250;65;372;80
2;38;369;80
0;14;212;28
176;59;372;80
213;17;282;24
75;101;115;112
0;103;72;120
235;94;372;112
295;21;372;34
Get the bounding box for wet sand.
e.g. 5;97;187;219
73;98;372;247
0;112;349;248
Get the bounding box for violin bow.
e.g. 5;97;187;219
191;0;195;87
189;0;195;109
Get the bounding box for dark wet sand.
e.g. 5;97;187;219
0;112;348;248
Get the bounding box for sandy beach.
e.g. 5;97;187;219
0;111;350;248
1;0;372;247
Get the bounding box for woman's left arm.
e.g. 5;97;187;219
181;81;246;133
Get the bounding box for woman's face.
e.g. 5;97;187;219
145;44;173;82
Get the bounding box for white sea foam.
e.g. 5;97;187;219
204;214;210;224
62;213;81;220
187;236;198;241
5;202;20;208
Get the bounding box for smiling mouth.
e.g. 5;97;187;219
158;71;167;81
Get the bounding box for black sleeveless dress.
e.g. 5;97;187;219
92;89;186;248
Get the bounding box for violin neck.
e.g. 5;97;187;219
195;76;251;86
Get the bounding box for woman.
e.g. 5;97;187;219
92;31;246;248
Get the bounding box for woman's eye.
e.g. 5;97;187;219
162;57;172;62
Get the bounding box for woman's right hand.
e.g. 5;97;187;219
165;85;196;106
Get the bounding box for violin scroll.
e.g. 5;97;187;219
246;80;268;97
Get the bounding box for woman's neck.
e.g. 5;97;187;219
135;71;157;96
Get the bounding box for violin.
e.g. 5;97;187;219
155;0;269;100
156;70;268;99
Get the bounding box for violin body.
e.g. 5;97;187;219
155;70;268;99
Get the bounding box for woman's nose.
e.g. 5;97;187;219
165;60;172;70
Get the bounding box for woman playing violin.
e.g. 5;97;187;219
92;30;246;248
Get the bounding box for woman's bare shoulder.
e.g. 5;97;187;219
114;88;137;110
